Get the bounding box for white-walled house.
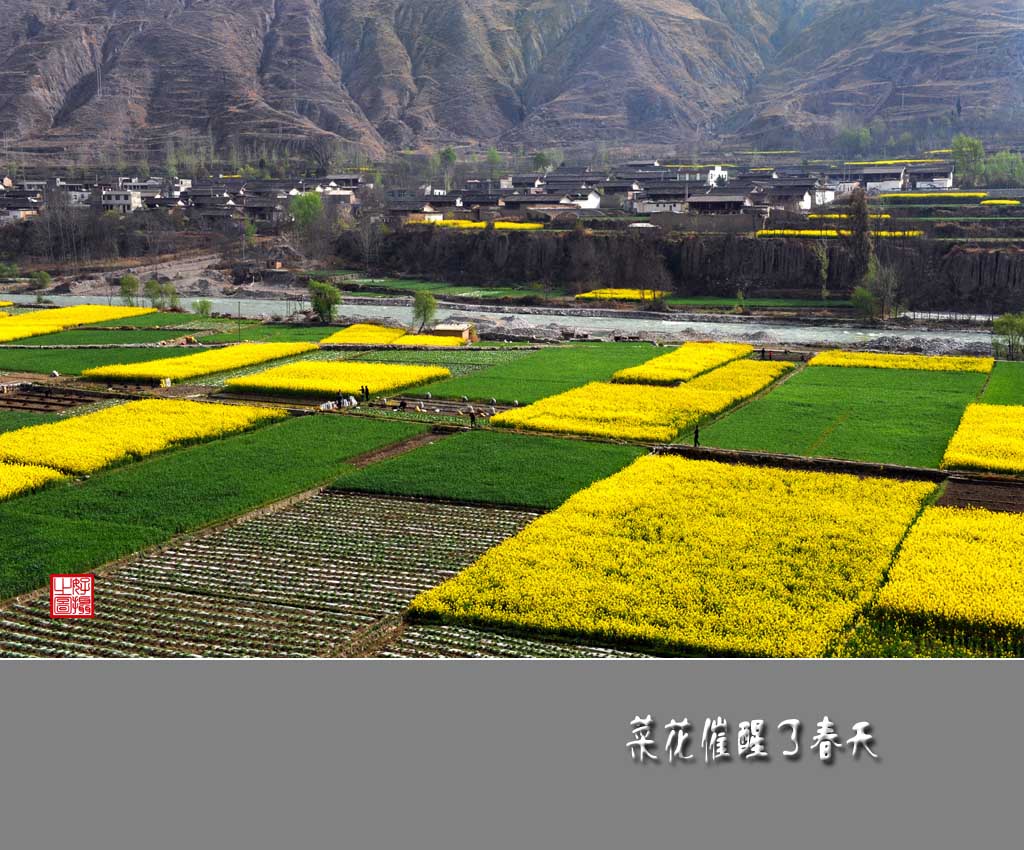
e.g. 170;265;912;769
908;163;955;190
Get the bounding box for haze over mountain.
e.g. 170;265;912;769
0;0;1020;163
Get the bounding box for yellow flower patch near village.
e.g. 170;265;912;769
226;360;451;397
575;288;669;301
80;342;318;383
412;456;936;656
980;199;1021;206
0;462;66;502
0;300;12;307
0;304;157;342
876;506;1024;635
757;229;923;238
0;305;155;327
810;350;994;373
319;324;406;345
392;334;468;347
612;341;753;385
493;359;792;442
425;220;543;230
878;192;988;200
941;403;1024;474
0;400;283;475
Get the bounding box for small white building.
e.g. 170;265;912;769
707;165;729;186
859;166;907;194
102;190;143;214
908;163;955;190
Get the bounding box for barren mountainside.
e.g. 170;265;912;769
0;0;1020;162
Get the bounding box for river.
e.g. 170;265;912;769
3;292;997;351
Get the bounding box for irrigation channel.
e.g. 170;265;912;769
4;293;998;351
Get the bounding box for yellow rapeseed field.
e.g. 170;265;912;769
319;324;406;345
0;323;66;342
941;403;1024;474
425;220;543;230
980;199;1021;206
575;288;669;301
0;462;66;501
0;304;156;342
392;334;468;347
810;350;994;373
757;229;923;238
0;399;283;475
0;300;12;307
80;342;318;383
493;359;793;442
612;341;753;384
876;506;1024;634
226;360;451;397
411;456;936;656
878;192;988;200
0;305;155;327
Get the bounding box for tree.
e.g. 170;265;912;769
412;291;437;332
119;274;140;306
27;270;51;291
812;241;830;300
532;151;553;173
847;188;873;283
862;256;899;319
290;192;333;258
993;313;1024;360
850;285;878;320
486;146;502;179
161;282;180;310
192;298;213;318
952;134;986;187
291;192;323;234
309;279;342;323
439;147;457;192
144;278;164;308
306;136;343;176
983;150;1024;188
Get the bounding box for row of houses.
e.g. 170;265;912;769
386;159;958;223
0;173;374;227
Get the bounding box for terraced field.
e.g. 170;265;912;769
0;492;539;657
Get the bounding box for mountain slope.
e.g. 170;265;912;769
0;0;1018;163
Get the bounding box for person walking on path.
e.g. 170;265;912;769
693;424;700;448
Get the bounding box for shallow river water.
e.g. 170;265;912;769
4;292;997;351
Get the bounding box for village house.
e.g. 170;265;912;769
386;200;443;225
507;174;545;193
857;165;907;193
686;193;753;214
0;195;39;224
101;189;143;214
632;182;698;214
908;163;955;190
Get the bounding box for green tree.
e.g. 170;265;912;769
532;151;553;173
862;256;899;319
486;146;502;179
192;298;213;318
144;278;164;308
812;241;830;300
309;279;342;323
0;261;18;279
439;146;457;192
412;290;437;332
850;285;878;320
993;313;1024;360
119;274;140;306
161;282;179;310
27;270;51;291
290;192;324;234
983;151;1024;188
952;133;986;187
